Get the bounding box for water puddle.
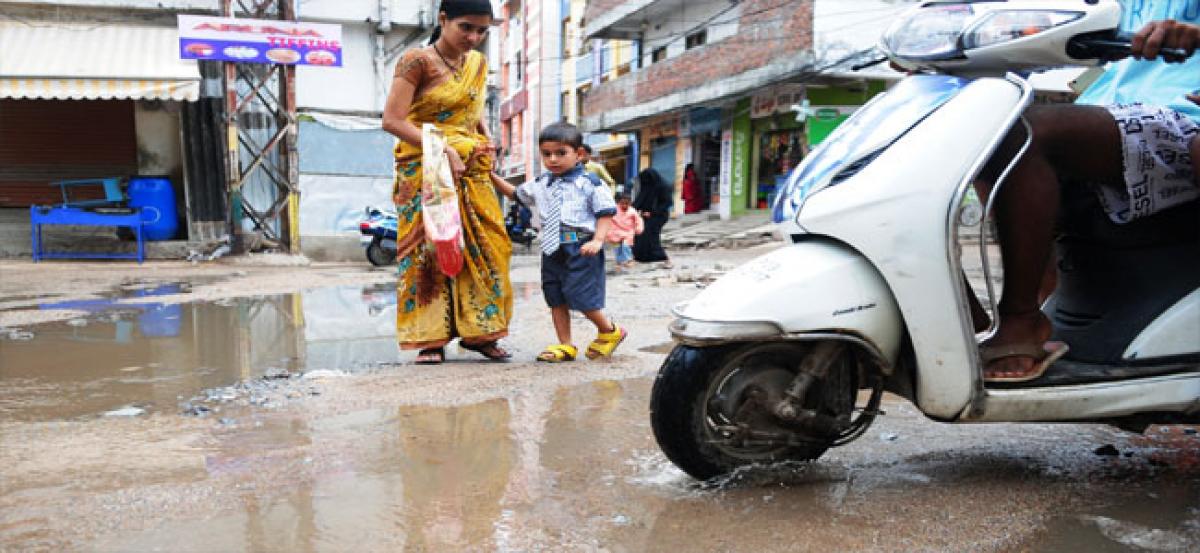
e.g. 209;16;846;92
0;284;404;421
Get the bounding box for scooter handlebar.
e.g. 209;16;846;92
1068;34;1191;63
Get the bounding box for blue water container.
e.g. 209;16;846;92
127;177;178;241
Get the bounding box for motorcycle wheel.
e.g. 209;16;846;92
366;238;397;267
649;343;857;481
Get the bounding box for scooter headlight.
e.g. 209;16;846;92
883;4;975;60
962;10;1084;50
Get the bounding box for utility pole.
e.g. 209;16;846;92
220;0;301;254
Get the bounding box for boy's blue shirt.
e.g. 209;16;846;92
1075;0;1200;123
515;163;618;233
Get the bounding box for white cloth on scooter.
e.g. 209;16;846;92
1095;104;1199;224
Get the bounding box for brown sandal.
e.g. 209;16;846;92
415;347;445;365
981;341;1069;383
461;340;512;361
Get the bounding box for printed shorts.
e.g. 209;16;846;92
1098;104;1198;224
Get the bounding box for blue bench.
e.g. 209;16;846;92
29;178;145;263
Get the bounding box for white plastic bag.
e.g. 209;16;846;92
421;123;465;278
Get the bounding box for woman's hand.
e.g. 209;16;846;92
640;211;651;218
470;140;497;163
445;147;466;182
1189;90;1200;106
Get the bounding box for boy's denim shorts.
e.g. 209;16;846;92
542;241;606;312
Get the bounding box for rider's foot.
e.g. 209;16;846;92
980;310;1059;381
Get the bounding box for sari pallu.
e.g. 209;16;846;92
392;51;512;350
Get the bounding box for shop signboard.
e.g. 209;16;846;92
719;128;733;220
178;15;343;67
751;84;806;119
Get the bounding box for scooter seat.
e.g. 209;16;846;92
1058;185;1199;249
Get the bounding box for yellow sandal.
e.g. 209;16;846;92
537;344;578;363
586;323;628;359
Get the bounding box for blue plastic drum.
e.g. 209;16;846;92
127;177;178;241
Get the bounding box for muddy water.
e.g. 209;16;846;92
0;284;404;421
3;260;1199;550
54;378;1196;552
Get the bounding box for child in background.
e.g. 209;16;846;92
490;122;628;362
606;192;643;273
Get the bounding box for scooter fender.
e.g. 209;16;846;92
672;240;903;368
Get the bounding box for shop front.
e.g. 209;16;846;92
686;107;724;213
747;84;808;212
0;20;206;255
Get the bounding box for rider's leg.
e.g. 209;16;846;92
973;105;1123;378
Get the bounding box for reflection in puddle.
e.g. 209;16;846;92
0;285;403;421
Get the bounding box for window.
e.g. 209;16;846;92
515;51;524;89
686;30;707;50
651;46;667;63
562;18;573;58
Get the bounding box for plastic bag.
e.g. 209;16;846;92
421;123;465;278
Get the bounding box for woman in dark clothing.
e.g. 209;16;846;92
632;168;673;266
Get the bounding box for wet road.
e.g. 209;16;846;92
1;249;1198;551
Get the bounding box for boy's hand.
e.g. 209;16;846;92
581;239;604;256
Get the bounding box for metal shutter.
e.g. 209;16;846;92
0;99;137;207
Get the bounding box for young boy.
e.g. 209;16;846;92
605;192;643;273
490;122;627;362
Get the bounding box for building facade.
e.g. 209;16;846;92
495;0;567;184
581;0;910;219
560;0;637;191
0;0;430;259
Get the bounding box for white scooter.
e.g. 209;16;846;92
651;0;1200;480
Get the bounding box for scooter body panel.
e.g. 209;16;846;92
797;78;1027;419
675;240;903;365
966;372;1200;422
1126;289;1200;361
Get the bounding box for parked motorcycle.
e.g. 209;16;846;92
359;206;398;267
505;201;537;250
652;0;1200;480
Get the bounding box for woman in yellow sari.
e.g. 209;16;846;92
382;0;511;364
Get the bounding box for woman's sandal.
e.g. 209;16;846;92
981;341;1070;383
537;344;578;363
461;340;512;361
586;323;628;360
415;347;445;365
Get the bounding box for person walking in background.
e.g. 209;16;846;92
632;168;673;268
490;122;628;363
681;164;703;214
580;144;618;195
381;0;513;365
606;192;643;273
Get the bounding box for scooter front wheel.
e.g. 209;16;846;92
650;343;856;481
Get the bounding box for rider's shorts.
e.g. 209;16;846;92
1097;104;1198;224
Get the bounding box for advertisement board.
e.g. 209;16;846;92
178;15;342;67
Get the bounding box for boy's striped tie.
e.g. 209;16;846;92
541;181;562;256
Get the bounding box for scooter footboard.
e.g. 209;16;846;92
671;240;904;367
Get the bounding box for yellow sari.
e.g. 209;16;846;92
393;50;512;350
